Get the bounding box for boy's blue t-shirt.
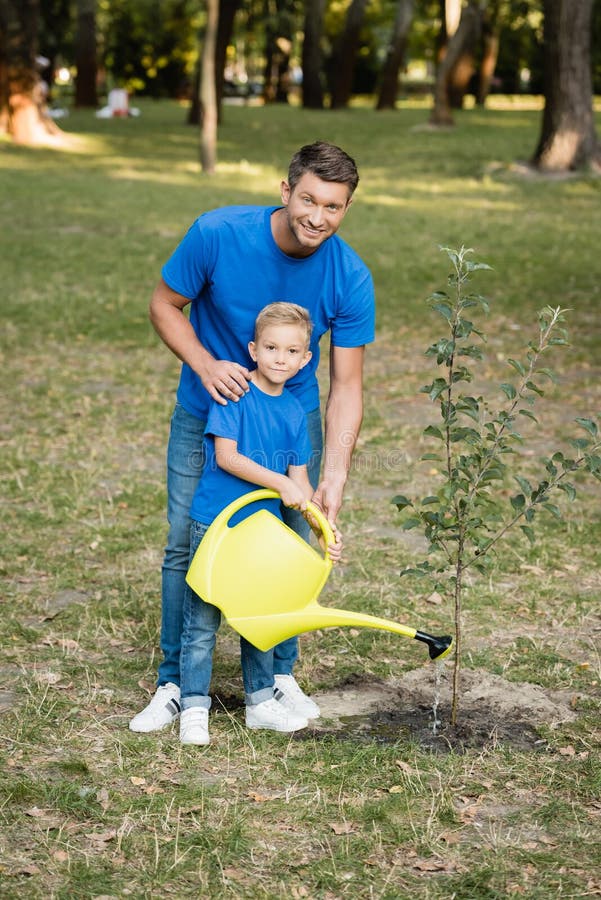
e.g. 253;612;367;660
161;205;375;420
190;382;312;526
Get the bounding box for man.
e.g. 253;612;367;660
129;141;375;733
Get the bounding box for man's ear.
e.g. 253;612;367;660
248;340;257;362
280;180;290;205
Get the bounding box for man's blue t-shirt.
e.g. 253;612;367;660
161;205;375;420
190;382;312;526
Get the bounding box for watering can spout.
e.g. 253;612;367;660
185;489;454;661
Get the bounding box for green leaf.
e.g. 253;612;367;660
520;524;536;545
525;380;544;396
514;475;532;495
429;378;448;401
391;494;413;510
543;502;562;519
421;496;440;505
401;517;422;531
500;382;517;400
432;302;453;321
510;493;526;510
575;417;598;438
420;453;442;461
557;482;576;501
507;358;526;376
518;408;538;423
423;425;444;440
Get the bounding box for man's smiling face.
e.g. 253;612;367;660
278;173;352;257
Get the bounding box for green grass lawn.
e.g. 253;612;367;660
1;99;600;898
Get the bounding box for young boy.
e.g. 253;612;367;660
179;302;342;745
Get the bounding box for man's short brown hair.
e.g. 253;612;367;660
287;141;359;196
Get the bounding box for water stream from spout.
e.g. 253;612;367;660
431;659;444;734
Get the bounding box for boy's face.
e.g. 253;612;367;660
248;323;312;389
280;173;352;255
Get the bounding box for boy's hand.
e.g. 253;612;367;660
279;477;309;511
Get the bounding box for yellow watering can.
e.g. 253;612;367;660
186;489;453;661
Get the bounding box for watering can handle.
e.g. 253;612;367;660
224;489;336;561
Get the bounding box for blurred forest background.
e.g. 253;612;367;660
1;0;600;172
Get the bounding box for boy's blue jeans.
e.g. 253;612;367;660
180;521;275;707
157;401;323;688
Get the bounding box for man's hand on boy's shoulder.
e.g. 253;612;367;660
201;358;251;406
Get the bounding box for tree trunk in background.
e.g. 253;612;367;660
189;0;238;127
74;0;97;107
215;0;240;112
263;0;293;104
476;27;499;104
375;0;414;110
329;0;370;109
0;0;62;144
430;0;481;126
200;0;218;174
302;0;325;109
532;0;601;172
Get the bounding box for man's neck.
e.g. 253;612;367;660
270;208;316;259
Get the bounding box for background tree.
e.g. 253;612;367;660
329;0;371;109
263;0;294;103
200;0;218;173
302;0;326;108
376;0;415;110
429;0;482;125
475;0;501;105
74;0;98;107
188;0;241;126
532;0;601;172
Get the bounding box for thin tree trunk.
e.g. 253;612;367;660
215;0;240;113
74;0;97;107
532;0;601;172
200;0;219;174
375;0;414;110
429;0;481;126
329;0;370;110
302;0;325;108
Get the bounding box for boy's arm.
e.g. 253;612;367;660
214;437;307;509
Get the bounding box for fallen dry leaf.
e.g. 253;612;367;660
130;776;146;786
558;745;576;757
329;821;356;835
395;759;419;776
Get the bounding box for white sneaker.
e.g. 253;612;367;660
246;697;308;733
128;683;181;733
274;674;320;720
180;708;210;745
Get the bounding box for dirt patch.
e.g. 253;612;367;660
309;666;579;753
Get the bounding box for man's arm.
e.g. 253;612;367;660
149;278;250;406
312;345;365;524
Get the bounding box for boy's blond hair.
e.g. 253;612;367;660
254;302;312;349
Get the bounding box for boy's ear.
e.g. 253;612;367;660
248;340;257;361
280;180;290;205
299;349;312;370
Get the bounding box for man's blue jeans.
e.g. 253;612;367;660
157;401;323;687
181;521;276;708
